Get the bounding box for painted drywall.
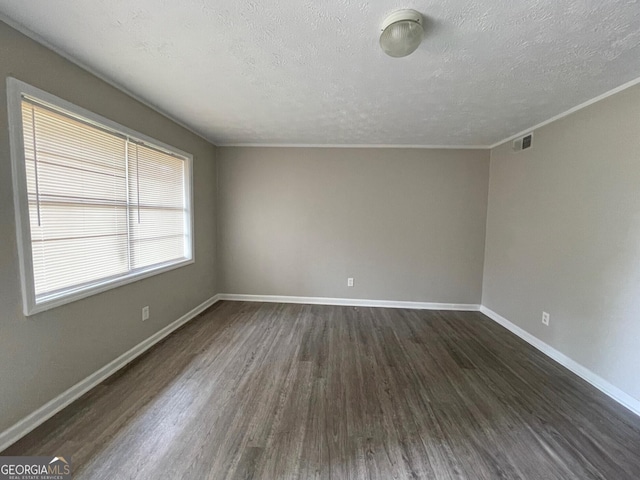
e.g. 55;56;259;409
483;83;640;403
217;147;489;303
0;21;217;433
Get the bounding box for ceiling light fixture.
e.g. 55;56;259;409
379;9;424;58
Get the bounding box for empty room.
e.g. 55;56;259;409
1;1;640;479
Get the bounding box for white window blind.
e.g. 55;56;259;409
13;89;192;314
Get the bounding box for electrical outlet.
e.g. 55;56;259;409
347;277;354;287
542;311;550;326
142;306;150;321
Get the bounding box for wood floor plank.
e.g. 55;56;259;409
3;301;640;479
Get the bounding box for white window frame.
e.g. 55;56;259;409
7;78;195;316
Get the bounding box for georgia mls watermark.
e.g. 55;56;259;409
0;457;71;480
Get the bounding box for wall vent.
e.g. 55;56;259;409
512;133;533;152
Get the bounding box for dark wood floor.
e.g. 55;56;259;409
4;301;640;479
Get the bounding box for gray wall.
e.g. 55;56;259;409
0;21;217;432
217;147;490;304
483;83;640;402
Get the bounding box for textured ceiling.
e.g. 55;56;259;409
2;1;640;146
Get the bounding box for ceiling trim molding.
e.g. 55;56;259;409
217;143;490;150
489;74;640;150
0;14;214;145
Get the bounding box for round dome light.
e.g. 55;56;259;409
379;9;424;58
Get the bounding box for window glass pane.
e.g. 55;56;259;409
127;143;187;270
19;97;190;304
23;102;129;298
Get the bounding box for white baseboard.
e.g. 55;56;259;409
217;293;480;311
479;306;640;418
0;294;221;452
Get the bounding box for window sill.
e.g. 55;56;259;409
25;258;194;316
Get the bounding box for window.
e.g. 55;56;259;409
8;79;194;315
